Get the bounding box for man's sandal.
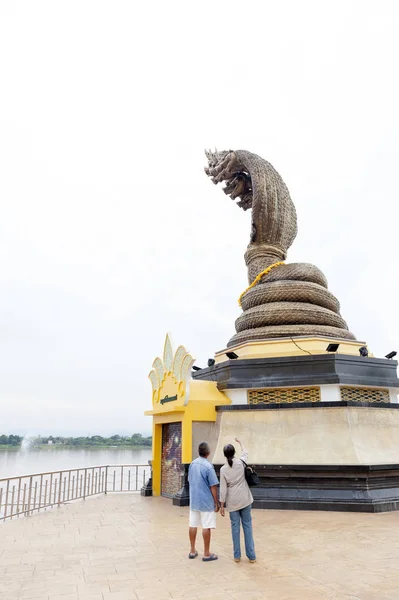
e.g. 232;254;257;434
188;551;198;559
202;553;218;562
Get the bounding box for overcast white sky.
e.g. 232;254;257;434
0;0;398;436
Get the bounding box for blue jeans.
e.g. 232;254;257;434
229;504;256;560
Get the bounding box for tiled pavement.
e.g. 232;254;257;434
1;494;399;600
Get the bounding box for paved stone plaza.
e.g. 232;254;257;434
1;494;399;600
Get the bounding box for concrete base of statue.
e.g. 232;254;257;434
191;338;399;512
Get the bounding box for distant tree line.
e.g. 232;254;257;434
0;434;152;447
0;434;23;446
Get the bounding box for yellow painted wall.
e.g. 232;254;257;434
147;380;231;496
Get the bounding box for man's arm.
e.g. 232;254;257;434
207;465;220;512
210;485;219;512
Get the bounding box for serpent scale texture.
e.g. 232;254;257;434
204;149;355;346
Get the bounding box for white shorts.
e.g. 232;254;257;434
189;509;216;529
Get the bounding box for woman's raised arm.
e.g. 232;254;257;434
235;437;248;461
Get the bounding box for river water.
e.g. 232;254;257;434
0;447;152;479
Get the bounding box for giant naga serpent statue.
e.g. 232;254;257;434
204;149;355;348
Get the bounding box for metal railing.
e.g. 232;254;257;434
0;464;150;522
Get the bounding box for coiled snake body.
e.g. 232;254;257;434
204;149;355;347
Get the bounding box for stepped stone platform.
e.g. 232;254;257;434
2;494;399;599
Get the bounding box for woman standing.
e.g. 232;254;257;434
219;437;256;563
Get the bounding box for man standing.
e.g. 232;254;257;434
188;441;219;562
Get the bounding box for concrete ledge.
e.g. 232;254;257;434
251;499;399;513
193;354;399;390
212;463;399;513
217;401;399;411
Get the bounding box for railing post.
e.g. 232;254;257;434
27;476;32;516
67;471;71;501
4;479;10;520
11;486;15;519
83;469;87;500
16;478;22;518
105;466;108;494
39;475;43;511
33;481;38;512
57;472;62;507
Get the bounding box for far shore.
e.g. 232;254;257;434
0;444;151;451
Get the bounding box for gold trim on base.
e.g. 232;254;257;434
215;337;371;363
